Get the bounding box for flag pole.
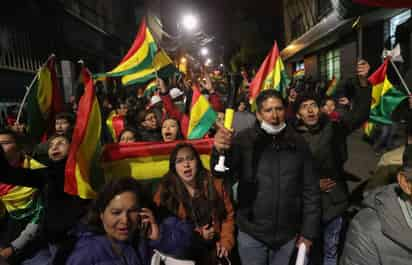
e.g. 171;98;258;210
389;58;411;95
16;72;39;124
16;53;56;124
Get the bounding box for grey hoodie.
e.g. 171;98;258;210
340;184;412;265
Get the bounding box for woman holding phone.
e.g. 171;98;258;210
67;177;193;265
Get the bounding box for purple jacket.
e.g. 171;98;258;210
66;217;194;265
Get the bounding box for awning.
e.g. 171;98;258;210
353;0;412;8
281;8;406;62
280;11;354;62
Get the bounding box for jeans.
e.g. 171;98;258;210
323;217;343;265
238;230;304;265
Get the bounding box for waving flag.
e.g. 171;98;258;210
249;41;289;108
368;58;407;125
0;157;45;222
187;86;217;139
106;111;125;142
107;18;158;77
97;18;178;86
65;67;102;199
121;48;177;85
326;76;338;96
144;80;158;97
27;55;63;141
102;139;213;181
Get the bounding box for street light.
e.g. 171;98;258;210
200;47;209;56
181;14;198;32
205;58;212;66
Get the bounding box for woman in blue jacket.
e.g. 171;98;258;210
66;177;193;265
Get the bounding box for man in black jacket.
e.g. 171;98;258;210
212;90;320;265
293;60;371;265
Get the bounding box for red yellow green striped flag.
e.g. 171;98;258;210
65;67;102;199
144;80;157;97
106;111;125;142
293;69;305;79
0;157;45;221
102;139;213;182
121;48;177;85
27;55;63;141
363;121;375;138
326;76;338;96
367;58;407;125
249;41;289;108
107;18;158;78
187;85;217;139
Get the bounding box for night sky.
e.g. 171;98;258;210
160;0;284;67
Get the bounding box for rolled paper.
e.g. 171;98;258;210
295;243;307;265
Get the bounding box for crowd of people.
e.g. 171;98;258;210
0;60;411;265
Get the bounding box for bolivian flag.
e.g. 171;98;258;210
65;67;102;199
0;157;45;221
102;139;213;183
326;76;338;96
106;111;125;142
122;48;177;86
293;69;305;79
27;55;63;141
249;41;289;108
363;121;375;138
107;18;158;77
368;58;407;125
144;80;157;97
187;85;217;139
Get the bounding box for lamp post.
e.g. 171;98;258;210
200;47;209;56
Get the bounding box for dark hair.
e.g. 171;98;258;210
293;92;321;113
159;143;226;226
256;90;285;112
47;134;71;148
322;96;336;106
55;112;75;126
161;118;184;141
0;128;22;150
85;177;143;234
138;109;160;129
118;127;138;142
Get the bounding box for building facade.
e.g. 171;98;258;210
281;0;412;90
0;0;147;103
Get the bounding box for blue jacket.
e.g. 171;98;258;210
66;216;194;265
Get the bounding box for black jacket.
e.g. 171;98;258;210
137;127;162;142
294;79;372;222
340;184;412;265
211;124;320;248
0;155;90;244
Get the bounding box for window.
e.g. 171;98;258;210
385;10;411;47
319;49;340;81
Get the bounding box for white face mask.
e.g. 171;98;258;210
260;120;287;135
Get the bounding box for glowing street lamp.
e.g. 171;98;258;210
200;47;209;56
205;58;212;66
181;14;198;32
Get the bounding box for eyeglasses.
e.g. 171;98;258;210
175;155;195;164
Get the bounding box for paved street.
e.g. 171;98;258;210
345;129;379;192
